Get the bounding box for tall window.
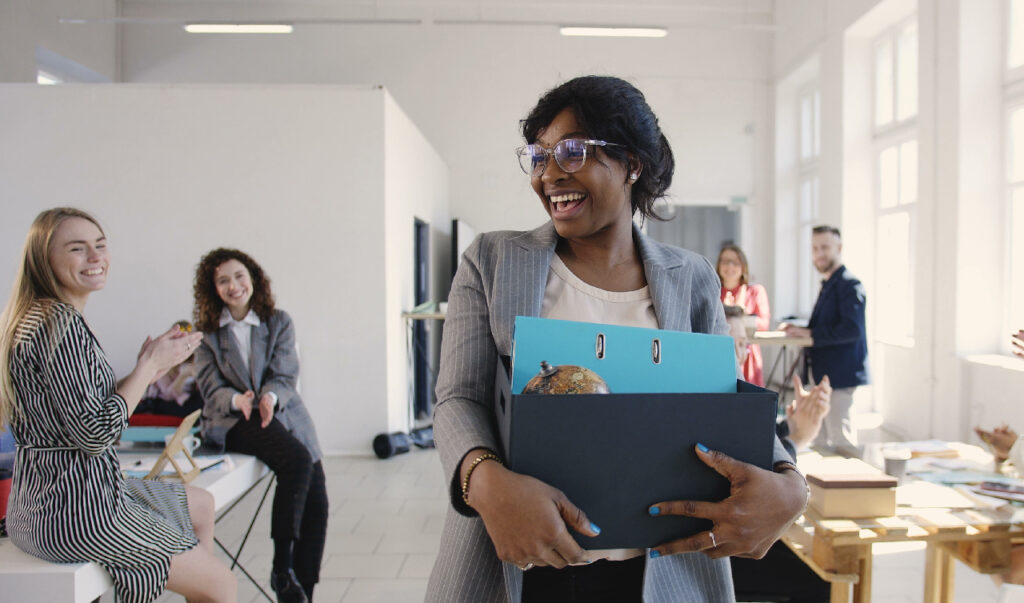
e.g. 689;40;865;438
798;86;821;316
1006;1;1024;339
873;19;918;345
874;21;918;131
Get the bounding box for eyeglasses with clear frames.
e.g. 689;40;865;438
515;139;624;178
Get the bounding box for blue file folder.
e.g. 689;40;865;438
511;317;737;394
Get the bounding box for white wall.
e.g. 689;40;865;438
114;2;775;258
0;84;448;454
382;91;450;433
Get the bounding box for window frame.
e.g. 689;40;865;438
1004;92;1024;351
796;84;822;317
1005;0;1024;353
872;17;919;138
871;17;919;348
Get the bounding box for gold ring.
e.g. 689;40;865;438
518;562;534;571
709;532;716;548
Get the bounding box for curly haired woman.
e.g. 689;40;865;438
192;248;327;603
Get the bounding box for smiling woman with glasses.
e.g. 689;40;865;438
717;243;771;387
426;76;808;603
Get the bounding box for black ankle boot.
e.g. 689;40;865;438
270;568;309;603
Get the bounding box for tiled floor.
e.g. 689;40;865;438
140;450;446;603
133;447;1004;603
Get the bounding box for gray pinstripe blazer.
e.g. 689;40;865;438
426;222;791;602
194;309;322;462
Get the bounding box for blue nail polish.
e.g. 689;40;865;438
648;506;660;516
697;442;709;453
590;522;601;534
649;550;661;559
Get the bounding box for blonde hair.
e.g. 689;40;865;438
0;208;105;426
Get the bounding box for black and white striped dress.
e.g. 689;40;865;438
6;301;198;603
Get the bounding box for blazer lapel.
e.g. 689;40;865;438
219;327;253;392
492;223;557;356
635;224;689;331
249;321;270;389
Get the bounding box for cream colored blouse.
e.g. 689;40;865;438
541;252;658;562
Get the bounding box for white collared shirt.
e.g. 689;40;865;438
220;307;277;408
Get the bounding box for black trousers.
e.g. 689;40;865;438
731;541;830;602
522;557;645;603
225;412;329;586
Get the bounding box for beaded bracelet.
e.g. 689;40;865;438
462;452;503;506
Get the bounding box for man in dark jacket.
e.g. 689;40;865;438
781;225;868;458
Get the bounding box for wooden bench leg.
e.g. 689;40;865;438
830;581;851;603
853;545;872;603
924;541;955;603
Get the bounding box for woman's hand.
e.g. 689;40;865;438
1012;330;1024;359
778;323;812;340
975;425;1019;462
258;393;275;428
648;445;807;560
233;390;256;420
786;375;831;449
138;327;202;383
466;457;600;569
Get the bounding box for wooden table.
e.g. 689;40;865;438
783;449;1023;603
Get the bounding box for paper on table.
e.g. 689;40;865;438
916;471;1016;485
122;454;225;477
897;481;977;508
923;458;972;471
884;440;958;458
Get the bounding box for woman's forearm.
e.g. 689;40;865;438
116;362;158;415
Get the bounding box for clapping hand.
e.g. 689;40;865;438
975;424;1018;462
258;393;274;428
234;390;256;420
138;326;202;384
786;375;831;449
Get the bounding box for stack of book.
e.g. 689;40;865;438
807;460;898;518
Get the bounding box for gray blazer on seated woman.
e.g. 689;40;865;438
194;308;321;460
192;248;326;603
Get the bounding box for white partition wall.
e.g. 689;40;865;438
0;84;449;455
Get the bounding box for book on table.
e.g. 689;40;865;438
805;457;898;518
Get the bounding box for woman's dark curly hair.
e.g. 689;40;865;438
521;75;675;221
193;248;275;333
